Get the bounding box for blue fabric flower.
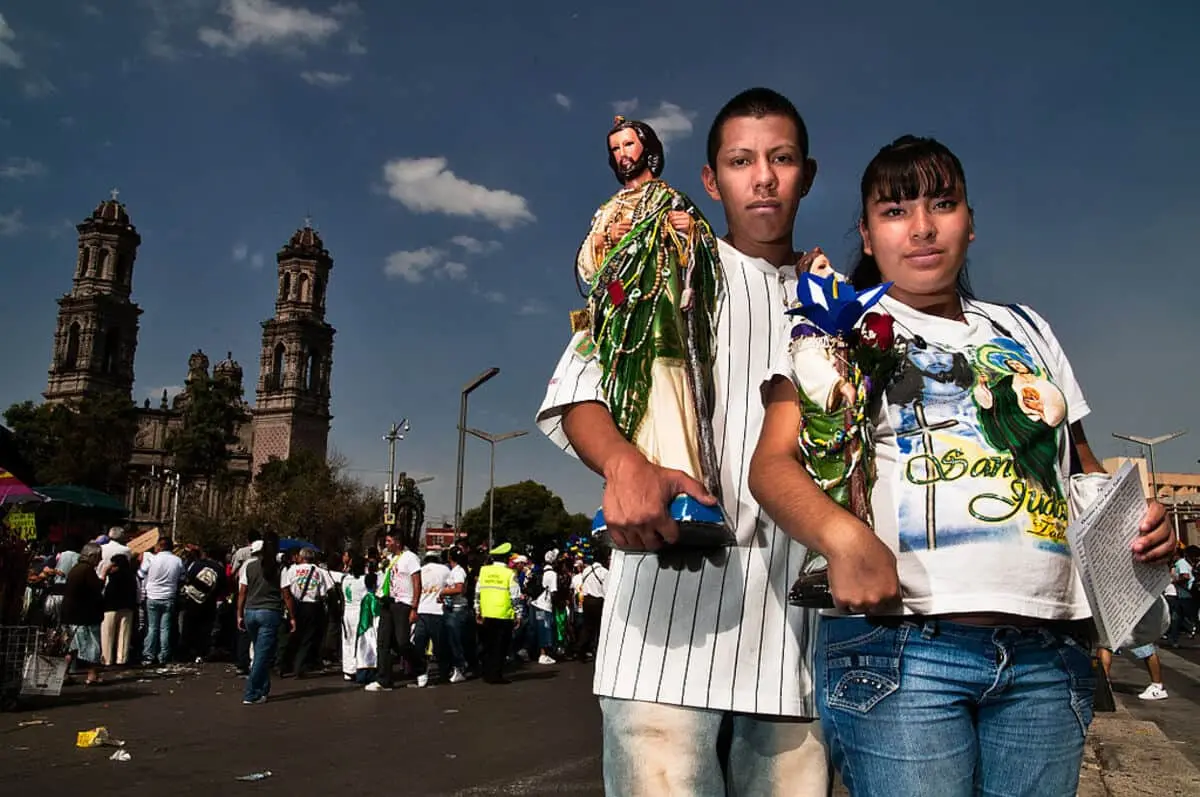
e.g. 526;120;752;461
785;274;892;337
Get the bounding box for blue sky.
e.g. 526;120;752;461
1;1;1197;521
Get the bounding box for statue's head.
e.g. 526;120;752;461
607;116;664;185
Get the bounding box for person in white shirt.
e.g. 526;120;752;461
410;551;452;687
536;88;830;796
530;549;559;665
441;547;471;683
575;555;609;661
281;547;335;678
98;526;132;577
751;134;1177;796
365;531;422;691
139;536;186;665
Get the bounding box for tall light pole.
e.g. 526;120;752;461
454;367;500;531
383;419;410;531
1112;430;1187;501
465;427;527;551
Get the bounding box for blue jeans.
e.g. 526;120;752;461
817;617;1096;797
442;605;470;673
142;598;175;664
534;608;554;650
599;697;829;796
243;609;282;702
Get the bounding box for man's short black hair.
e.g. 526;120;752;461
706;87;810;170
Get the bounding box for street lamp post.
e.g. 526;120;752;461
465;427;528;551
382;419;410;531
1112;430;1187;501
454;367;500;531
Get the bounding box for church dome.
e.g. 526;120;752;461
288;224;325;251
89;198;131;226
213;351;243;384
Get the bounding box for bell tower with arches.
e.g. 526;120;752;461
44;191;143;404
251;221;336;475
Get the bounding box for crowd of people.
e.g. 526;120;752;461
21;524;609;704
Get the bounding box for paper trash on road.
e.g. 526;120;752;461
75;727;125;748
109;750;131;762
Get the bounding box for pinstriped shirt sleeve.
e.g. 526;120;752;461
534;331;607;459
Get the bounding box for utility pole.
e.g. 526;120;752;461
454;368;500;531
383;419;410;531
464;427;527;551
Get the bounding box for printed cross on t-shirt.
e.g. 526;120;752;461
897;400;959;551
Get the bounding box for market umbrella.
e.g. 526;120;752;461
0;467;43;506
33;485;129;516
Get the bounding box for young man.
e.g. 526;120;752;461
536;87;830;796
365;531;422;691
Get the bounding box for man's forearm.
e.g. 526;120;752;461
562;401;641;478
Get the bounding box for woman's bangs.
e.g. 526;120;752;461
867;148;964;204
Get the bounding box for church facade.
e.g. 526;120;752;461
42;195;337;528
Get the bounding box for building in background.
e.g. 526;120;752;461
1101;457;1199;547
41;195;337;529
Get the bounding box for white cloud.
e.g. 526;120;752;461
0;209;26;236
22;76;56;98
517;299;548;316
0;157;45;180
554;93;571;110
233;242;266;268
60;115;76;127
232;242;249;261
82;4;103;17
609;99;697;148
199;0;341;54
251;252;265;268
47;218;77;239
382;157;534;229
329;2;360;15
0;14;23;69
384;246;468;283
300;70;350;87
347;37;366;55
450;235;502;255
483;290;505;304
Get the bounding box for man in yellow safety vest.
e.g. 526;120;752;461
474;542;524;685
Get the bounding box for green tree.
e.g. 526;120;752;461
3;393;137;493
165;374;248;480
248;450;382;555
460;479;591;551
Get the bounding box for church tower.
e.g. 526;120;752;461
250;222;336;475
44;192;142;403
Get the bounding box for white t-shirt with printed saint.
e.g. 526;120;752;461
379;549;422;606
418;562;451;615
282;563;335;603
532;569;557;613
446;565;467;599
772;296;1092;620
536;237;820;718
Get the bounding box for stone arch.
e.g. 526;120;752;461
307;350;319;392
77;247;89;278
64;322;81;369
96;249;109;279
113;252;127;286
102;327;122;374
280;272;291;302
298;272;310;303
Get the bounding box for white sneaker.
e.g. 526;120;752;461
449;669;467;684
1138;683;1168;700
408;674;430;688
364;681;392;692
538;654;556;665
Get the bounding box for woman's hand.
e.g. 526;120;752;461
826;523;902;614
1132;500;1176;564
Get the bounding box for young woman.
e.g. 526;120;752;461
236;531;296;705
749;135;1176;796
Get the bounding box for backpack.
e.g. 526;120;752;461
524;569;546;602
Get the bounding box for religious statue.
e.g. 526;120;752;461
575;116;729;547
784;271;900;606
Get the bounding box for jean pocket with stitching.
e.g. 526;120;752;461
1057;634;1097;732
821;620;907;715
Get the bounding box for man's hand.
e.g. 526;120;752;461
825;523;902;614
288;616;297;633
609;219;633;243
409;609;419;625
476;614;484;626
237;615;245;632
602;450;717;552
667;211;692;234
1133;500;1176;564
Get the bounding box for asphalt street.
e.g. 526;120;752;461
1;660;604;796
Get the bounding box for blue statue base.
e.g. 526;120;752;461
592;495;735;549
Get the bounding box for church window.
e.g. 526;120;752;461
313;276;324;309
113;252;127;286
96;249;109;279
77;247;88;278
103;327;122;374
307;351;319;392
298;272;310;303
271;342;285;389
280;272;291;302
64;322;81;369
